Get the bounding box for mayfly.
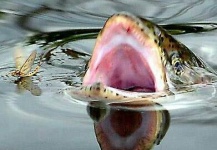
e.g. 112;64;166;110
10;48;41;77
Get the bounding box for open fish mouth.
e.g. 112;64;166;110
65;12;217;103
83;12;166;92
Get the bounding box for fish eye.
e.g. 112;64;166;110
174;61;180;68
173;60;184;75
171;53;184;75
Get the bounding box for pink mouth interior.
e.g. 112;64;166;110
94;44;155;92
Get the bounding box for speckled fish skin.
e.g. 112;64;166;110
67;12;217;102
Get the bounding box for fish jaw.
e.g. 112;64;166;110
83;13;167;92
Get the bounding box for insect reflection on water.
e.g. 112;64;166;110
15;77;42;96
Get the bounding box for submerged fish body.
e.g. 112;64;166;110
67;12;217;102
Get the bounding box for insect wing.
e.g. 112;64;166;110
14;48;26;70
20;50;37;75
26;65;41;77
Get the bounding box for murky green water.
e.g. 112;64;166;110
1;0;217;150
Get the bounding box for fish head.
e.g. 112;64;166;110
83;12;217;94
83;12;167;92
66;12;217;102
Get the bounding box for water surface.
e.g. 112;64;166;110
1;0;217;150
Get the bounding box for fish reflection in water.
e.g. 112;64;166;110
87;101;170;150
15;77;42;96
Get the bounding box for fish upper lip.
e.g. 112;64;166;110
83;14;167;92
